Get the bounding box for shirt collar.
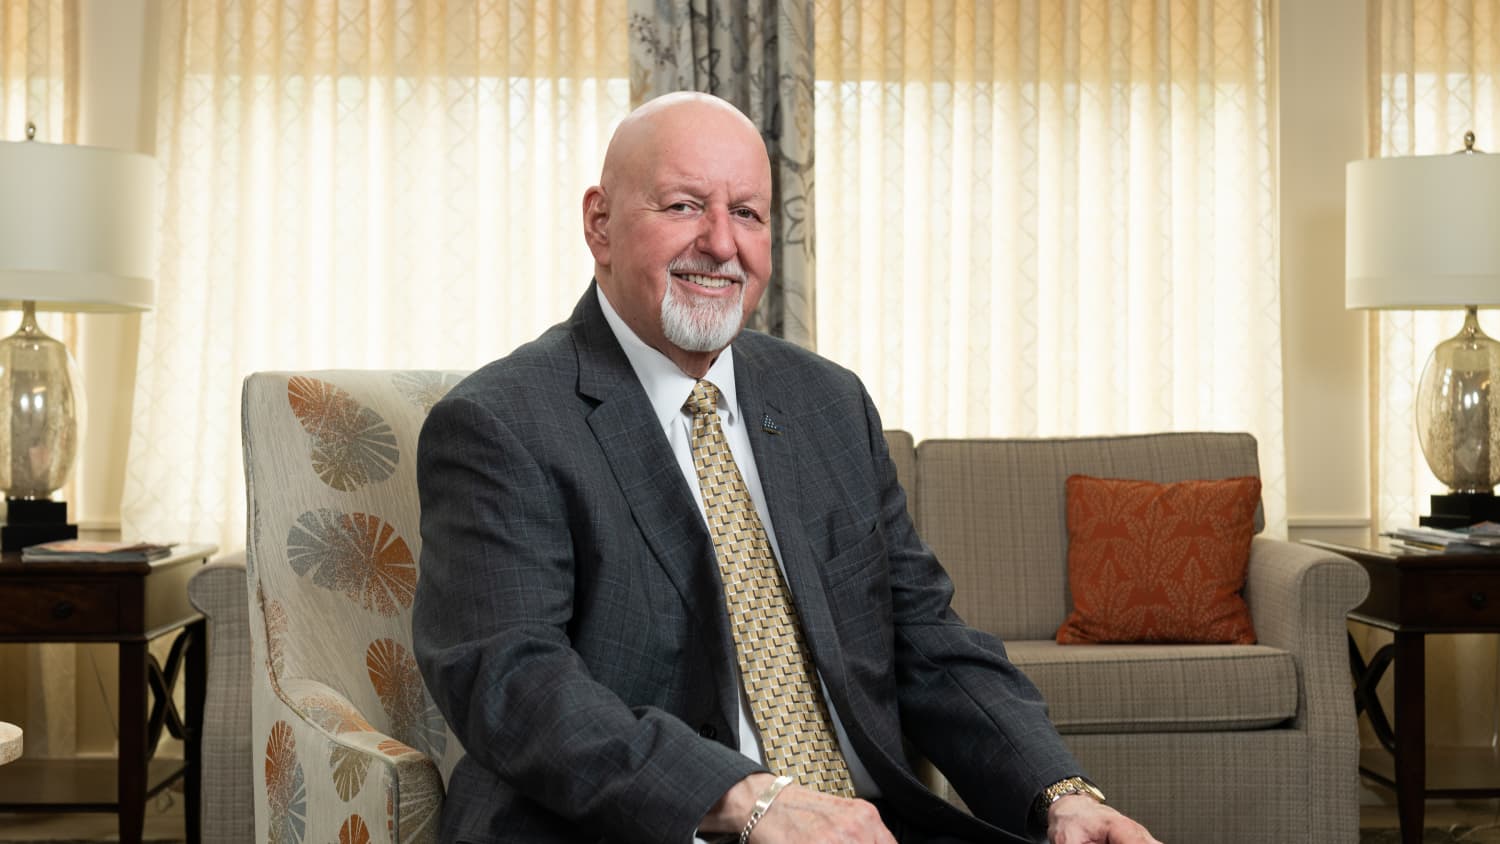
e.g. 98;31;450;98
596;285;739;430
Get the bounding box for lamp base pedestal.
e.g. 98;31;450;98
2;498;77;551
1419;492;1500;529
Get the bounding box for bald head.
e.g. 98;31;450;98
599;92;768;197
581;93;774;378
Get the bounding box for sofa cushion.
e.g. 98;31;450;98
1005;640;1297;733
1056;475;1260;645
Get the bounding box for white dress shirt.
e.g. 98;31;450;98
595;288;880;840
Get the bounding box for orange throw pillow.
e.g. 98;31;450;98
1056;475;1261;645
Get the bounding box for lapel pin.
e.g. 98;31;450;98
761;414;783;435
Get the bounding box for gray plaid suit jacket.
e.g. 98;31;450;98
412;286;1079;843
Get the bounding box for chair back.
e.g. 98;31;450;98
242;370;470;795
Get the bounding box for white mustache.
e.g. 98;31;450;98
667;258;747;284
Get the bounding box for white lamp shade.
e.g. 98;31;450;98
1346;151;1500;309
0;139;156;312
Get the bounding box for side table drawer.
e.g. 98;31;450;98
0;581;121;635
1407;572;1500;627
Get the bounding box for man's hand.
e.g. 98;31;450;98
1047;794;1163;844
700;774;896;843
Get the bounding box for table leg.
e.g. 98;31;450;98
1394;632;1425;844
119;641;147;844
184;620;205;844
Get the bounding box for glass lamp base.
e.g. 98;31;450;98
1;497;76;551
1415;306;1500;494
1419;492;1500;529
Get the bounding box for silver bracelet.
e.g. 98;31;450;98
739;774;795;844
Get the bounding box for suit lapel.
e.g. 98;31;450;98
733;341;848;697
572;289;722;621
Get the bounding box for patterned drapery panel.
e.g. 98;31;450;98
627;0;816;348
125;0;629;552
812;0;1287;536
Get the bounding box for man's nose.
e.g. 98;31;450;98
696;207;737;262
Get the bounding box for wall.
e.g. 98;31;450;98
1277;0;1371;549
75;0;154;533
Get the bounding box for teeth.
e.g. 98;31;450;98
677;273;731;289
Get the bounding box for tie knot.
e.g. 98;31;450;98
686;380;720;417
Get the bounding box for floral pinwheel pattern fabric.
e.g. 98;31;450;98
265;721;308;844
286;510;416;616
339;815;372;844
392;371;465;415
246;371;466;844
289;376;400;492
367;639;448;761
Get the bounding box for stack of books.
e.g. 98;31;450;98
1381;521;1500;553
20;539;177;562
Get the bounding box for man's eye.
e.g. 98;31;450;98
734;208;763;221
668;202;696;212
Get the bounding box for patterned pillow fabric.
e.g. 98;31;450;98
1056;474;1261;645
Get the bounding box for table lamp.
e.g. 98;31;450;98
0;124;156;550
1346;132;1500;528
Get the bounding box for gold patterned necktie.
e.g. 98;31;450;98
685;379;855;796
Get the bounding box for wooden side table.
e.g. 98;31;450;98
1305;539;1500;844
0;721;20;765
0;543;216;844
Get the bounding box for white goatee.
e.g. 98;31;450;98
661;260;747;352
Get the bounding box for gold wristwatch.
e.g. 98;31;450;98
1033;776;1106;825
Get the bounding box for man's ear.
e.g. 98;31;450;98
582;186;610;265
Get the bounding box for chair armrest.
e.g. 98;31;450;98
259;676;443;844
187;554;254;843
1242;535;1370;730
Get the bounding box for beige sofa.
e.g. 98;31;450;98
887;431;1369;843
193;410;1368;843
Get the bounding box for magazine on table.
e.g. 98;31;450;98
1380;521;1500;552
20;539;177;562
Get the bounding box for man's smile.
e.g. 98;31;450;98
672;272;738;291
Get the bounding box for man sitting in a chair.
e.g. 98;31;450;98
413;91;1162;844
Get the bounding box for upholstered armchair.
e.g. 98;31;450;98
241;370;467;844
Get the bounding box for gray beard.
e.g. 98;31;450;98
661;276;744;352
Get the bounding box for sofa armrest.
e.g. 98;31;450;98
1242;536;1370;731
187;554;254;844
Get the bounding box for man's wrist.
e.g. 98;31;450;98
1031;776;1105;827
698;772;777;836
739;775;794;843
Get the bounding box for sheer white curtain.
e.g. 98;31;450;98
124;0;629;551
813;0;1285;534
